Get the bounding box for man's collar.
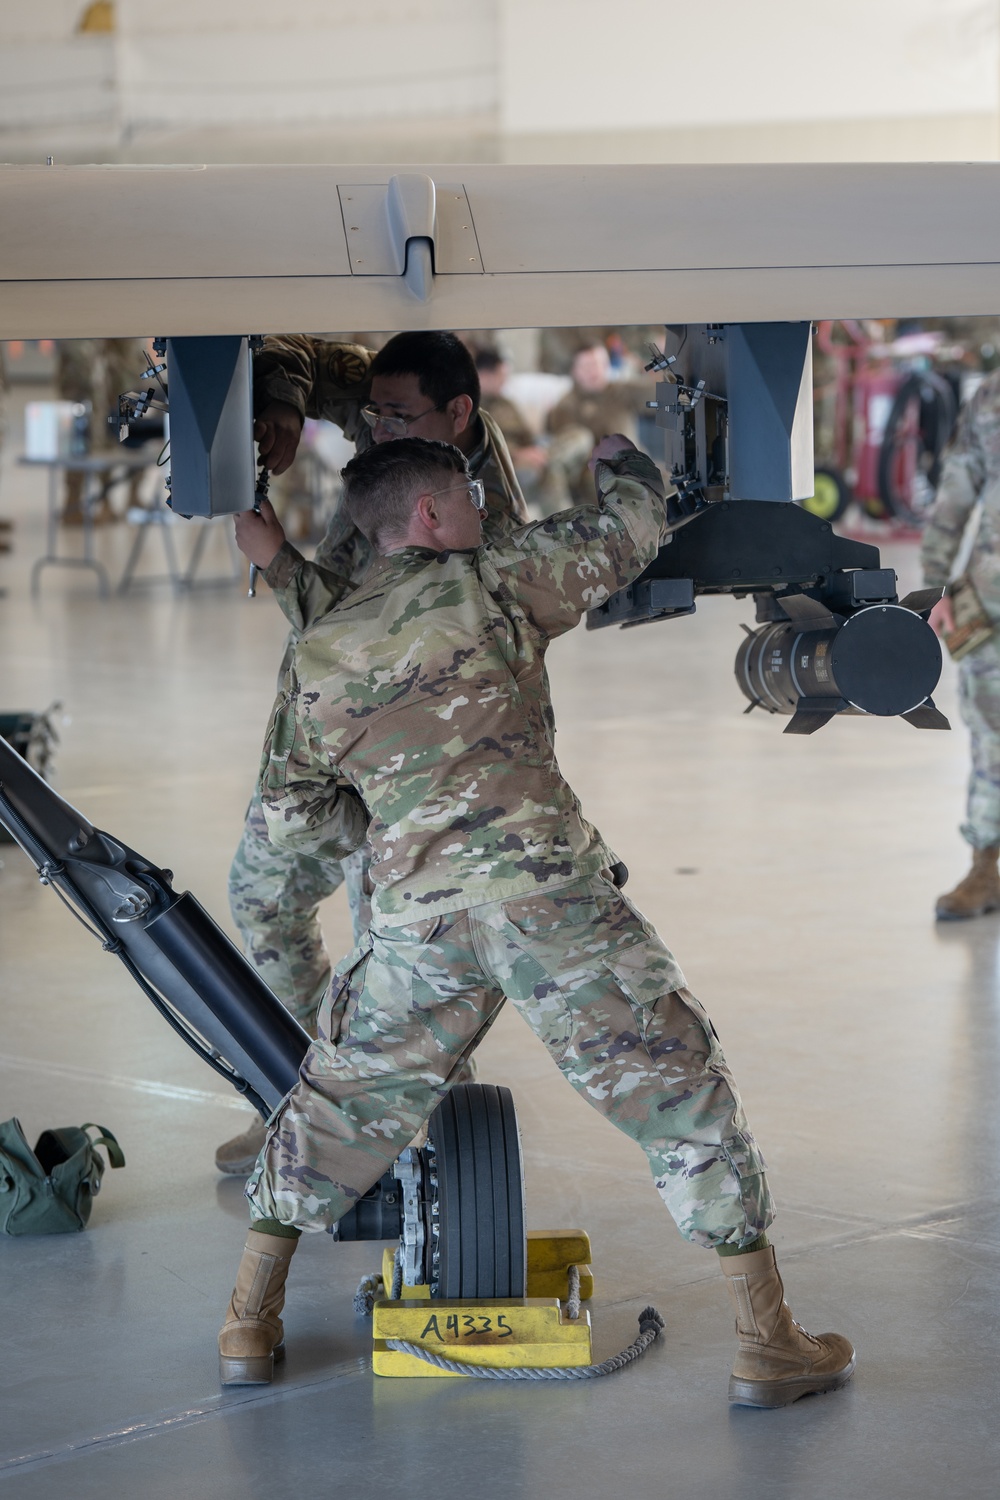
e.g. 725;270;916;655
376;544;477;568
375;546;440;569
464;412;487;475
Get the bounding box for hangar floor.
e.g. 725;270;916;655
1;429;998;1500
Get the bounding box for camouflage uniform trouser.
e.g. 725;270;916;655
959;633;1000;849
246;872;773;1250
228;789;372;1033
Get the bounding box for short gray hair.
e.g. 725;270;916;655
342;438;470;550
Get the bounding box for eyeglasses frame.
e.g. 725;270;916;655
359;402;446;437
421;479;488;514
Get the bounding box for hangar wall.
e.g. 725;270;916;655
0;0;498;152
499;0;1000;162
114;0;497;127
0;0;997;163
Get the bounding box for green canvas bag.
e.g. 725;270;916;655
0;1118;125;1235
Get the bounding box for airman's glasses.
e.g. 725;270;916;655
424;480;487;513
360;403;445;437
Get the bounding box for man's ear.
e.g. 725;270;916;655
414;492;441;530
446;394;474;435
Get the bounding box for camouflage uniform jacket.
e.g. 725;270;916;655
259;450;667;925
256;335;529;644
922;369;1000;616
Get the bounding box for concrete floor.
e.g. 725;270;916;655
1;402;999;1498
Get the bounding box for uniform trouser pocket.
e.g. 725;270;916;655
247;914;502;1233
315;936;373;1045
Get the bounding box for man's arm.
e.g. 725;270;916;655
254;335;373;429
233;498;357;632
253;336;374;475
259;671;370;862
242;335;377;615
261;541;357;634
487;438;668;639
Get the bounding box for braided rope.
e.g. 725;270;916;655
385;1306;665;1380
355;1257;664;1381
353;1247;404;1317
564;1263;582;1321
353;1272;384;1317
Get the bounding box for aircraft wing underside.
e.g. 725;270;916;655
1;160;1000;337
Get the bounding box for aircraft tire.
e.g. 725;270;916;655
428;1083;527;1300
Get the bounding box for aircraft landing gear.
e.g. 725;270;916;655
336;1083;528;1300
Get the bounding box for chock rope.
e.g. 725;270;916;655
352;1247;403;1316
384;1305;665;1380
353;1272;384;1317
353;1261;665;1379
564;1261;582;1321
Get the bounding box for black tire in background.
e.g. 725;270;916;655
427;1082;527;1299
800;465;851;522
878;370;957;526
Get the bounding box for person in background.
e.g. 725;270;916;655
540;342;650;512
55;338;148;523
923;368;1000;919
473;346;548;500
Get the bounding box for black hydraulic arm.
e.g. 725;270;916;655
0;737;309;1118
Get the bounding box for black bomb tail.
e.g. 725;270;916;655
735;591;949;735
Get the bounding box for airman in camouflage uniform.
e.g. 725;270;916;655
219;333;528;1172
540;343;650;514
219;436;855;1408
922;369;1000;918
56;338;149;522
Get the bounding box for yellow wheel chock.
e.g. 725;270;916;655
372;1229;594;1377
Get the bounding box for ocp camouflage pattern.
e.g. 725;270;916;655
246;872;773;1250
922;368;1000;614
258;451;667;924
957;631;1000;847
232;336;529;1025
228;790;373;1033
922;370;1000;846
256;334;528;664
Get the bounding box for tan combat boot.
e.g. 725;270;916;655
935;846;1000;920
721;1246;856;1408
219;1229;298;1385
215;1114;267;1175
